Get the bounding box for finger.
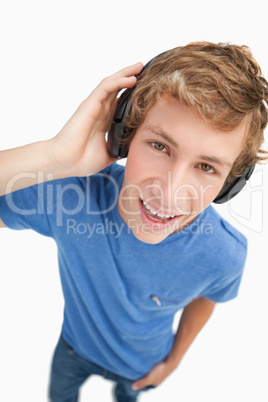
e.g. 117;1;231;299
93;62;144;101
132;376;151;391
108;62;144;81
80;62;143;126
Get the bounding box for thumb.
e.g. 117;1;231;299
132;376;150;391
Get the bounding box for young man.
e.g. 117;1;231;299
0;42;267;401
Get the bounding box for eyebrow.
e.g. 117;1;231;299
144;125;233;169
144;125;178;148
198;155;233;169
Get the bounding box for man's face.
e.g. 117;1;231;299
118;95;246;244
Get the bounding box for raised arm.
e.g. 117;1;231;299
0;62;143;197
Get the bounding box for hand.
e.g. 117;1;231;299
50;62;143;177
131;359;176;391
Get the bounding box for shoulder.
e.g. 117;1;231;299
85;163;125;196
201;206;248;272
102;162;125;178
206;206;247;250
206;206;247;247
48;163;125;194
90;162;125;185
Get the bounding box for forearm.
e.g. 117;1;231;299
0;139;69;196
0;63;143;197
166;297;216;369
132;297;216;390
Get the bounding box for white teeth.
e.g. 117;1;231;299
143;201;176;219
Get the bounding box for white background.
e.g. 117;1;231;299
0;1;267;401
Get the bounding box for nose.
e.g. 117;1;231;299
147;164;197;215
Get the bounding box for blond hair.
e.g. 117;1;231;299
123;42;268;179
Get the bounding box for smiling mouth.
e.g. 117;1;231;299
141;200;179;223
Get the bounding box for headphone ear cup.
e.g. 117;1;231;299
107;56;163;159
107;119;128;158
107;88;133;158
107;51;170;159
213;166;254;204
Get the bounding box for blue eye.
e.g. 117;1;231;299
152;142;167;152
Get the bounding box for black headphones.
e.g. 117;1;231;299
107;53;254;204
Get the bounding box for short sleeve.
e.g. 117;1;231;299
203;269;245;302
0;175;86;238
199;208;248;303
0;183;52;237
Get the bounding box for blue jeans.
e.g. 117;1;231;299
49;335;155;402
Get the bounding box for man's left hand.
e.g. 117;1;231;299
131;359;176;390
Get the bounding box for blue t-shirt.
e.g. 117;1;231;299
0;163;247;379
